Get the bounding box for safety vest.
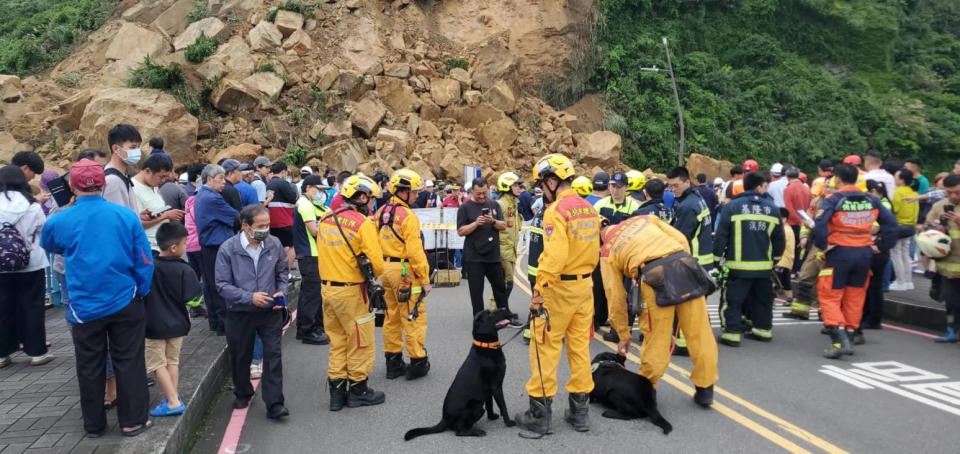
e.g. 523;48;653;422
527;212;545;279
821;188;880;248
593;196;641;226
714;190;785;277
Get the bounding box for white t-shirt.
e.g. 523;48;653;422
768;177;788;208
865;169;896;201
133;179;167;251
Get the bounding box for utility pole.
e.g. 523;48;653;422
640;37;686;166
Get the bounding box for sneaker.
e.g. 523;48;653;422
902;282;915;291
888;282;904;291
30;353;54;366
0;356;10;368
250;363;263;379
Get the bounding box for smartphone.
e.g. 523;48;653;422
946;205;955;213
273;294;287;307
152;205;173;218
481;207;491;216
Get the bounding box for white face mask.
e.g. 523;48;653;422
123;148;142;165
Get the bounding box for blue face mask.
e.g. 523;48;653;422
122;147;142;166
312;192;327;206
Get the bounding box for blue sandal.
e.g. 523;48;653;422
150;399;186;417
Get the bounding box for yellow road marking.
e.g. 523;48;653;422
510;268;848;454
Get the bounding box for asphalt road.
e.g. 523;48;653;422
190;272;960;454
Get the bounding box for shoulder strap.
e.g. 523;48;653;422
331;208;362;261
377;203;407;245
104;168;133;189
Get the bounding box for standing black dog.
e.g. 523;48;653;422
404;309;517;440
589;352;673;434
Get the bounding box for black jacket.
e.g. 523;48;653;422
713;190;786;278
671;187;714;267
145;254;201;339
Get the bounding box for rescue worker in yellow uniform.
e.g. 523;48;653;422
489;172;524;309
516;154;600;435
317;174;386;411
376;169;433;381
600;215;719;406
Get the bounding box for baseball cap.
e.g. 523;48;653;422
239;162;255;173
425;180;434;187
301;175;326;188
770;163;783;175
300;166;313;176
842;155;861;166
70;159;106;192
610;171;628;186
592;171;610;190
713;177;724;186
253;156;272;168
222;159;241;173
818;159;833;170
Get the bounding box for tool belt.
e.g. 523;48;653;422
559;273;591;281
641;251;716;307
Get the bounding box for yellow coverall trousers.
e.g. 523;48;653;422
381;262;427;359
525;279;594;397
322;284;376;381
638;282;718;388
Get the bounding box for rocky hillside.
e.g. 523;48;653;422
0;0;627;181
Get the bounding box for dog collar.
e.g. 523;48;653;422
473;340;500;349
591;360;624;372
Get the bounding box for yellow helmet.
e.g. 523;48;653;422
340;174;379;199
572;176;593;196
497;172;521;192
532;153;576;182
626;170;646;191
389;168;423;193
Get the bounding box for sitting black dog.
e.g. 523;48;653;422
404;308;517;440
589;352;673;434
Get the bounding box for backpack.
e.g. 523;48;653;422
0;220;30;272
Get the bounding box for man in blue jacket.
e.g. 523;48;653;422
216;205;289;419
195;164;239;335
41;159;155;438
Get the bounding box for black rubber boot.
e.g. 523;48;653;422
515;396;553;435
823;327;843;359
301;330;329;345
347;379;385;408
564;393;590;432
329;378;347;412
384;352;407;379
694;385;714;408
602;330;619;343
839;329;855;355
851;329;865;345
405;357;430;380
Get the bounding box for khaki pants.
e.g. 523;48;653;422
322;284;376;381
381;262;428;359
525;279;594;397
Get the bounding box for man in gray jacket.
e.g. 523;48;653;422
215;205;289;420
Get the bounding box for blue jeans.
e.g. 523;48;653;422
883;259;893;290
454;249;462;268
252;335;263;365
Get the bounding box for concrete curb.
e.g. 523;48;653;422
884;297;946;333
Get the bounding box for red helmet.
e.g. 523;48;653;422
799;172;808;184
842;155;862;166
743;159;759;172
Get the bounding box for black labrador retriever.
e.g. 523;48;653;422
404;308;517;440
590;352;673;434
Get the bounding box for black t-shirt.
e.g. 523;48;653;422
457;199;503;263
145;254;202;339
223;181;243;211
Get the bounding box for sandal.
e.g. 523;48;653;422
104;400;116;410
121;420;152;437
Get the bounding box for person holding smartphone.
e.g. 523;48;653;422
215;205;290;420
456;178;521;323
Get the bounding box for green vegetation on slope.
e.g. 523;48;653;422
593;0;960;172
0;0;118;76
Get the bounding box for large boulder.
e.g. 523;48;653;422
79;88;198;165
45;89;96;132
0;132;31;165
479;118;519;152
274;10;304;38
404;159;436;182
248;21;283;52
579;131;622;170
317;139;368;171
0;75;24;103
152;0;196;36
377;129;412;155
105;22;169;63
471;43;518;91
242;72;285;101
430;78;461;107
212;143;262;164
209;79;263;114
173;17;229;51
483;80;516;114
282;29;312;56
383;63;411;79
686;153;735;182
322;120;353;144
313;64;339;91
375;77;420;116
449;105;508;129
349;98;386;137
439;151;470;179
197;36;255;81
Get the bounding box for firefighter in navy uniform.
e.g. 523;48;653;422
376;169;433;381
665;167;714;355
814;164;897;359
317;174;387;411
524;209;545;344
636;179;673;222
713;171;786;347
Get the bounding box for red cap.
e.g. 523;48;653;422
842;155;861;166
799;172;808;183
70;159;106;192
743;159;759;172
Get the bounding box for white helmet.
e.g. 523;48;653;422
917;229;952;259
